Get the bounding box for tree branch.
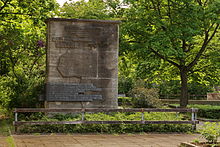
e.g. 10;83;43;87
7;50;19;80
150;0;162;19
128;40;142;43
196;0;202;6
207;24;219;43
0;12;32;16
182;39;187;52
156;0;162;18
167;0;172;24
187;24;219;70
0;0;11;12
149;47;180;68
207;23;215;33
126;38;180;68
29;54;43;75
204;0;209;6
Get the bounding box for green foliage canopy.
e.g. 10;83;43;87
122;0;220;107
0;0;58;109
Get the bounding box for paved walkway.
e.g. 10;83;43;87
0;133;203;147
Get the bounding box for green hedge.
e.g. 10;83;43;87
189;105;220;119
169;104;220;119
19;112;192;133
118;97;132;106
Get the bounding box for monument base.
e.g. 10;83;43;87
45;100;118;109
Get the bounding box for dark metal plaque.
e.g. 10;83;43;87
46;83;102;102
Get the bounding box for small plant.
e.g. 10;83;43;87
6;136;16;147
199;122;220;144
192;139;199;143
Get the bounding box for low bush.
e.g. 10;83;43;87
128;81;162;108
19;112;192;133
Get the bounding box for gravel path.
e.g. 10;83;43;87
0;133;204;147
0;136;7;147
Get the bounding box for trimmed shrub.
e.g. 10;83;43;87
189;105;220;119
170;104;220;119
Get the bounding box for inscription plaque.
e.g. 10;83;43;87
46;83;102;101
46;18;120;108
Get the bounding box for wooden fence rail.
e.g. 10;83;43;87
160;94;207;100
13;108;199;133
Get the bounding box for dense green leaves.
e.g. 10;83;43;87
60;0;108;19
124;0;220;66
122;0;220;107
59;0;124;20
0;0;57;109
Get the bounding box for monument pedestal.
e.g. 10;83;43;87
45;18;120;108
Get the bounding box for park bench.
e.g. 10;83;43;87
13;108;198;133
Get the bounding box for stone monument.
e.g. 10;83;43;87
45;18;120;108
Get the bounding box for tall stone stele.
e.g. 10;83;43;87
45;18;120;108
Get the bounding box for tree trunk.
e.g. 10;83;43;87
180;67;188;108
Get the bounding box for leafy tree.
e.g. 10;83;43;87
60;0;110;19
0;0;57;109
123;0;220;107
59;0;126;19
59;0;220;100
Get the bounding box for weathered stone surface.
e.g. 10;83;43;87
98;51;118;78
45;18;120;108
57;50;97;78
90;79;117;88
207;93;220;100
